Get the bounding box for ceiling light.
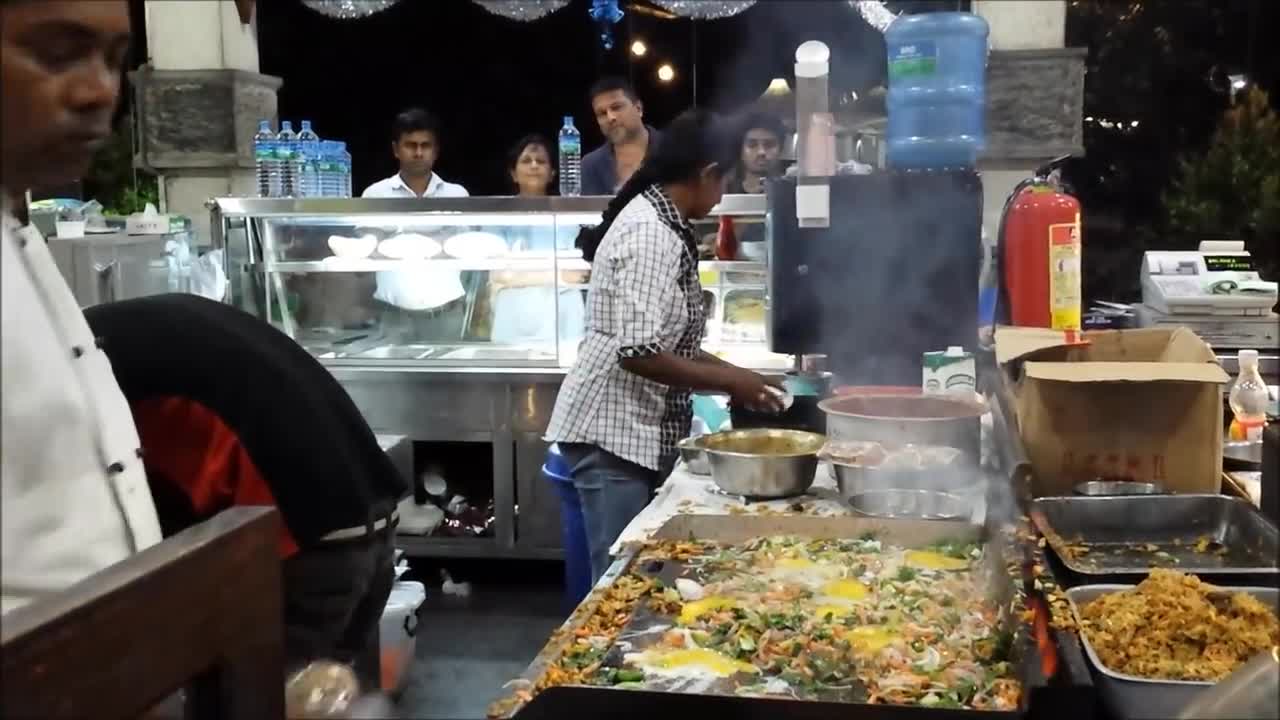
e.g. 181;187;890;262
657;64;675;82
631;40;647;57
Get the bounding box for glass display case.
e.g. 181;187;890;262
210;195;782;370
209;195;782;560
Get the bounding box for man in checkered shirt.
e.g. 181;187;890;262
546;111;782;580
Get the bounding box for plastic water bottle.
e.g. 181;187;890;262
316;141;334;197
338;142;353;198
558;116;581;197
1229;349;1270;442
297;120;321;198
276;121;299;196
253;120;277;197
885;12;989;169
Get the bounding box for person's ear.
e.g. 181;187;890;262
700;162;721;184
510;168;520;185
636;100;644;118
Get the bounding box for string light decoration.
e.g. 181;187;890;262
651;1;757;20
301;0;400;20
850;0;897;32
474;0;571;22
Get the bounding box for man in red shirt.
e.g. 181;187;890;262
85;294;408;691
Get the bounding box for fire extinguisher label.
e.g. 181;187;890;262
1048;219;1082;331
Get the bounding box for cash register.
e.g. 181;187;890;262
1136;240;1278;349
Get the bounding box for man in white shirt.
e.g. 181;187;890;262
362;108;471;343
1;0;163;614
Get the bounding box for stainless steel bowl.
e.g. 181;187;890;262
1073;480;1164;496
818;392;986;463
677;436;711;475
832;462;981;499
848;489;971;521
700;428;825;498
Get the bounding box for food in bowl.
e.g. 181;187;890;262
701;430;823;456
327;234;378;259
1077;569;1279;681
377;233;441;260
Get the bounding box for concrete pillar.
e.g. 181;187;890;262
972;1;1081;243
136;1;279;245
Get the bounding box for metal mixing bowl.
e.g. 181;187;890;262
847;489;972;520
700;428;825;498
677;436;712;475
1073;480;1164;496
831;461;981;499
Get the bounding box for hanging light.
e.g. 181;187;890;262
650;1;756;20
300;0;400;20
473;0;571;22
631;40;648;57
657;64;676;82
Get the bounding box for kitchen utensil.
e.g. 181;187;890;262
699;428;824;498
1176;647;1280;720
1066;584;1279;720
832;460;981;500
1073;480;1164;496
1031;495;1279;577
676;436;711;475
847;489;971;521
818;392;986;462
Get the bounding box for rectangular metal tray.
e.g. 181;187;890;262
1065;584;1279;719
1030;495;1278;576
495;515;1093;720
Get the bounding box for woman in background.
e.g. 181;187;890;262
487;135;585;347
546;110;782;580
509;134;556;198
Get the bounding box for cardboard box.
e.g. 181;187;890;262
995;326;1231;496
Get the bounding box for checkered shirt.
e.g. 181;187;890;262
545;185;706;472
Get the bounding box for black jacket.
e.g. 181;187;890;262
85;294;408;544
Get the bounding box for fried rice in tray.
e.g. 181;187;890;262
1079;568;1280;681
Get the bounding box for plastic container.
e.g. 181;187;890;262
557;116;581;197
338;142;353;198
544;444;591;610
253;120;277;197
1229;349;1270;442
276;121;298;197
297;120;321;198
379;580;426;694
885;12;989;169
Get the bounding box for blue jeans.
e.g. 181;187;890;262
560;444;665;582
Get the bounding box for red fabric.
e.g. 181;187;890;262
132;396;300;558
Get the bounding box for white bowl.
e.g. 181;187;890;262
377;233;441;260
328;234;377;259
443;231;508;260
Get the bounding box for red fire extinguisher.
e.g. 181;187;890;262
998;160;1083;338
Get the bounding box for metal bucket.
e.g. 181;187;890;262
817;392;986;462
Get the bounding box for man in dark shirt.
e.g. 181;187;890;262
85;293;408;692
581;76;662;195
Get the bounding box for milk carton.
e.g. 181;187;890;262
923;346;976;396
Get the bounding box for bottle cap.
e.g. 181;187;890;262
281;120;293;131
564;115;574;126
1239;349;1259;366
258;120;271;131
301;120;312;129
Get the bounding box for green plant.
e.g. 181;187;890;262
84;118;160;216
1164;86;1280;280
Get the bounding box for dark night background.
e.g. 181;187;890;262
112;0;1277;303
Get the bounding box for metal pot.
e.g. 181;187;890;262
817;392;986;462
848;489;972;521
677;436;712;475
832;461;982;499
700;428;824;498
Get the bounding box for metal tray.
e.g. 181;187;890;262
493;515;1094;720
1065;584;1280;720
1030;495;1278;577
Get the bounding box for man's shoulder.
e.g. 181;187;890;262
432;176;470;197
361;175;399;197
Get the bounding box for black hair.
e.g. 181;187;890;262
391;107;441;144
588;76;639;105
506;133;555;191
735;111;786;147
575;109;737;262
